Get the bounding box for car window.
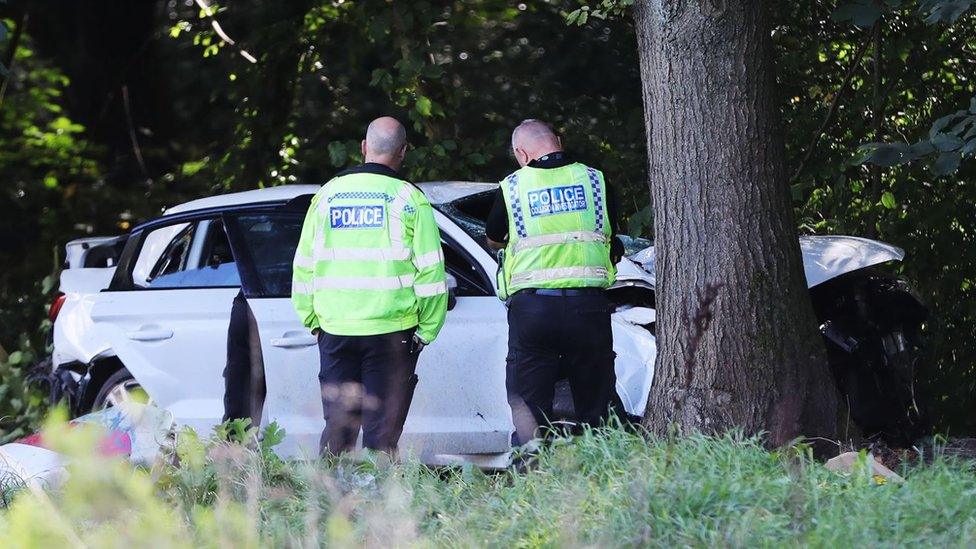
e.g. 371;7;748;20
230;213;304;297
436;190;495;254
442;235;493;297
131;218;240;289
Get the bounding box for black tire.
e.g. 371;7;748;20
92;367;150;410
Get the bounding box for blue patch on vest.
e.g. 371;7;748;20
526;185;588;217
329;205;386;229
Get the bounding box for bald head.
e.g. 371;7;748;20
362;116;407;170
511;119;562;167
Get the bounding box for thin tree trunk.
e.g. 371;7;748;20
867;18;884;238
633;0;838;447
0;9;29;113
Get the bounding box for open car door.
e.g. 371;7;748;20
90;214;241;434
229;204;512;461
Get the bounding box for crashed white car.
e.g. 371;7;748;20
45;182;927;464
47;183;656;465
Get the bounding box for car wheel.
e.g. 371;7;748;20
92;368;152;410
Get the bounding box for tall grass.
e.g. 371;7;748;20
2;418;975;547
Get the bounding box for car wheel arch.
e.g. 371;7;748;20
77;355;128;414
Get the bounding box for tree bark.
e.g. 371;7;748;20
634;0;838;446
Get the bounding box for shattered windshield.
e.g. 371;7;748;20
435;190;496;254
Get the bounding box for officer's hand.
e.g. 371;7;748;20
311;328;322;336
410;333;427;354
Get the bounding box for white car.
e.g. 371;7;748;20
46;182;926;463
48;183;660;465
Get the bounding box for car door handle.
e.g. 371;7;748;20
270;334;317;348
126;329;173;341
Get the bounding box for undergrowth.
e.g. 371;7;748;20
1;415;975;547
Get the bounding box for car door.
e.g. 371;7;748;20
231;207;511;460
406;216;510;458
90;215;241;434
224;209;321;457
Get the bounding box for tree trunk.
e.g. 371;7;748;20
634;0;838;446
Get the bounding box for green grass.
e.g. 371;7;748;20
2;419;976;547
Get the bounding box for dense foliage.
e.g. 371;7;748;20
0;0;973;437
3;423;976;545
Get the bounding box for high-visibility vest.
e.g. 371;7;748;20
497;162;615;300
291;172;448;342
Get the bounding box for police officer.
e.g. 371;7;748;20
487;119;624;446
292;117;448;455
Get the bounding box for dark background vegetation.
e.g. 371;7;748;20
0;0;973;440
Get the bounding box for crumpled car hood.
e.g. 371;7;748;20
620;235;904;290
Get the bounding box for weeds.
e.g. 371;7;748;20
1;418;975;547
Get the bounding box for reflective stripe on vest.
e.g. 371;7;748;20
512;230;607;253
293;280;313;295
415;280;448;297
510;266;608;286
294;253;315;270
413;249;444;270
316;247;411;262
314;274;415;291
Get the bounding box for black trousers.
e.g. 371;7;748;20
317;328;419;455
506;291;617;445
223;290;266;425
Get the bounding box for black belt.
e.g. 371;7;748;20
517;288;606;297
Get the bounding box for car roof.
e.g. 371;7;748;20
163;181;498;216
164;185;320;215
417;181;498;204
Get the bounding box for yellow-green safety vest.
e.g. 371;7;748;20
497;162;615;300
291;172;448;342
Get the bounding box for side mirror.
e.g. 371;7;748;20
446;273;458;311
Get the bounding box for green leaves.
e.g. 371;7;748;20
369;68;393;92
918;0;973;24
834;0;973;28
565;0;634;26
627;203;653;238
860;142;909;167
858;97;976;176
880;191;897;209
327;141;348;168
833;1;885;27
259;421;286;453
415;95;433;117
0;21;9;77
933;151;962;175
566;7;589;26
932;132;963;151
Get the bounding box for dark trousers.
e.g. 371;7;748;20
506;291;617;445
317;328;419;455
223;290;266;425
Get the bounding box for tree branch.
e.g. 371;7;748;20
122;85;152;183
193;0;258;64
0;10;30;113
790;34;872;183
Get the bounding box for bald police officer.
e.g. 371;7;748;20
487;119;624;446
292;117;448;455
